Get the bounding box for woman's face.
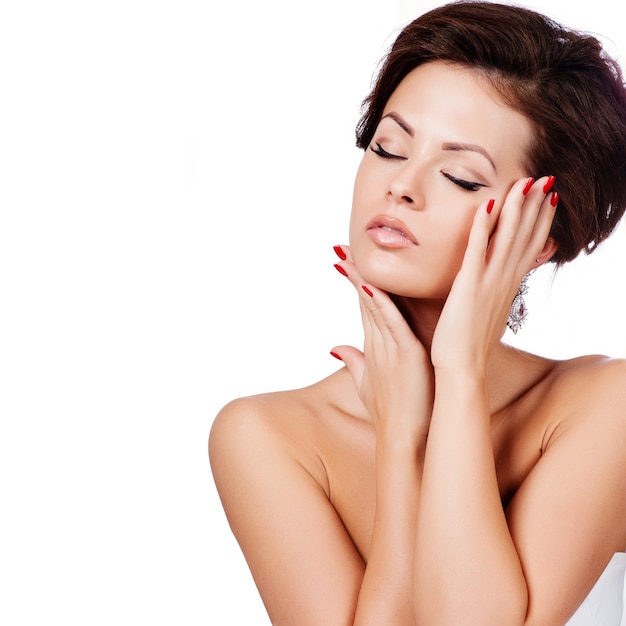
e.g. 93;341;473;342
349;61;533;299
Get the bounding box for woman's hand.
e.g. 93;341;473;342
431;176;559;373
331;245;434;441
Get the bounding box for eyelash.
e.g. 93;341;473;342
370;143;402;160
441;172;485;192
370;143;485;193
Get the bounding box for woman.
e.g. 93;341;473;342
210;2;626;624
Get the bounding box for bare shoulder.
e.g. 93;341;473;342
208;371;367;625
546;354;626;429
210;382;329;492
506;356;626;623
553;352;626;385
209;368;363;498
210;387;314;445
539;354;626;475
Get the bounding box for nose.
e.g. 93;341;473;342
387;163;424;209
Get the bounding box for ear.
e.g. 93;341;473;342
534;236;558;267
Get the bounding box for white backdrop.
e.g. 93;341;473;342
0;1;624;624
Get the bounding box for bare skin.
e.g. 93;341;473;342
211;356;626;625
210;63;626;625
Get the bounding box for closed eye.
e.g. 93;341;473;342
442;172;486;192
370;142;406;160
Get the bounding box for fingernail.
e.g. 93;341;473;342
550;191;559;207
334;263;348;277
333;245;347;260
543;176;556;193
486;198;495;214
522;177;535;196
330;351;343;361
362;285;374;297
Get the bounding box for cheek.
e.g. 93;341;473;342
430;205;475;246
426;210;476;277
348;165;375;242
347;199;360;250
446;215;474;252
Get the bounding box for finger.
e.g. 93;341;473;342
514;175;553;232
358;282;428;357
485;177;531;268
522;189;558;266
485;175;555;278
333;260;394;352
333;244;353;263
510;175;558;266
358;293;378;354
330;345;365;387
456;197;496;275
333;259;421;350
333;259;391;332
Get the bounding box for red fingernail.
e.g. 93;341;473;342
333;245;347;260
362;285;374;297
330;351;343;361
522;177;535;196
550;191;559;207
486;198;495;214
334;263;348;277
543;176;556;193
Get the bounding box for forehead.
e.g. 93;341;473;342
383;61;533;174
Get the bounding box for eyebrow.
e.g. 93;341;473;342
381;112;414;137
381;111;497;173
442;142;497;174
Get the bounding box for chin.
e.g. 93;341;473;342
353;247;453;301
355;257;431;299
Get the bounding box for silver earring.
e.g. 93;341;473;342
507;272;531;334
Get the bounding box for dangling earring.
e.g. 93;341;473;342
507;272;532;334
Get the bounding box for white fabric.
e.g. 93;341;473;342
565;552;626;625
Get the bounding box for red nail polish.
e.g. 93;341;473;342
334;263;348;277
333;245;347;260
486;198;495;214
522;177;534;196
550;191;559;207
362;285;374;297
330;351;343;361
543;176;556;193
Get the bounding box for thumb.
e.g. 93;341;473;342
330;345;365;388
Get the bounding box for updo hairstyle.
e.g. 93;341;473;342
356;1;626;264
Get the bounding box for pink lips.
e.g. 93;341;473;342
366;215;418;247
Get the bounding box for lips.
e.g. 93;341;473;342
366;215;418;245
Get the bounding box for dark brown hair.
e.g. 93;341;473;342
356;1;626;264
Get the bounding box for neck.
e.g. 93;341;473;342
391;295;550;415
390;295;443;353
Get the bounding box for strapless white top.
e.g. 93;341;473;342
565;552;626;625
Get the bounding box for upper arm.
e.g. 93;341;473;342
506;361;626;625
209;398;365;626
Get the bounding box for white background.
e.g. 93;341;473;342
0;1;624;624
